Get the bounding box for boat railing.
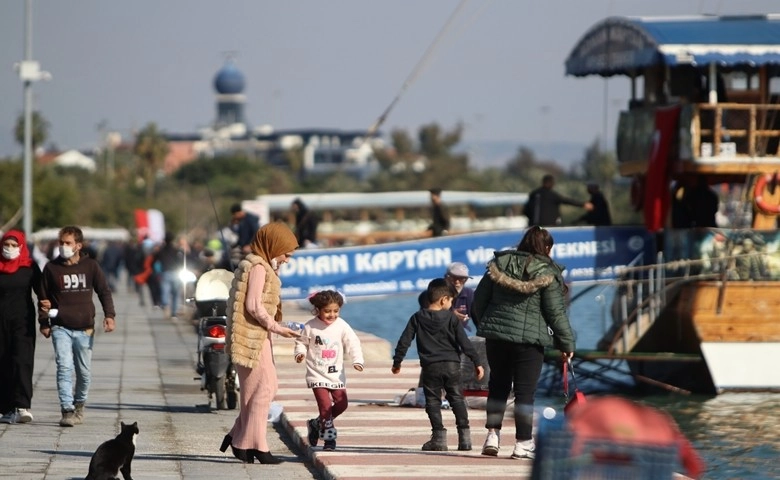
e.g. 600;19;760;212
693;102;780;159
607;238;775;354
617;101;780;172
608;251;707;354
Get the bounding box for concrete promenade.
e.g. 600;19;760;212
0;285;535;480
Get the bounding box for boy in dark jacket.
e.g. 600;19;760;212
392;278;485;452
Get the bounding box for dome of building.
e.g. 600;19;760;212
213;62;245;95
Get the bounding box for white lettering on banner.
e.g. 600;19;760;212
285;254;349;276
355;248;451;273
280;286;302;297
343;280;399;294
466;247;495;265
551;239;616;259
564;265;626;280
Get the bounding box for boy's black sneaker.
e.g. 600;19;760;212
307;418;319;446
323;439;336;451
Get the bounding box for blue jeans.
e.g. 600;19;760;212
160;271;181;315
51;326;94;411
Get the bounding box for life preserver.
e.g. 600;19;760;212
630;175;645;211
753;172;780;215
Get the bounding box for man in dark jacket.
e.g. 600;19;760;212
39;226;116;428
524;175;593;226
428;189;450;237
230;203;260;254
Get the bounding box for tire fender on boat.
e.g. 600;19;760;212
753;172;780;215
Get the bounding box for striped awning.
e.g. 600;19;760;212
566;15;780;77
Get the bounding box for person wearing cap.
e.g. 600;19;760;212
445;262;475;333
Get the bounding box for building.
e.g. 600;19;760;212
162;59;383;178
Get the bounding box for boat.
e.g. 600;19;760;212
565;14;780;393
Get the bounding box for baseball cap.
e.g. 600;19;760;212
446;262;471;278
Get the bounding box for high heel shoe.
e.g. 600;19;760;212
231;446;254;463
219;434;232;453
249;449;283;464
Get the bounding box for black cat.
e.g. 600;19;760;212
85;421;139;480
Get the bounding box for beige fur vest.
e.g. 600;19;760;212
225;254;281;368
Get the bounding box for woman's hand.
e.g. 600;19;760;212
295;353;304;363
277;326;301;339
561;351;574;362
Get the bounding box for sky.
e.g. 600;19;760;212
1;0;779;163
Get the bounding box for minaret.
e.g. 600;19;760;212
213;58;246;128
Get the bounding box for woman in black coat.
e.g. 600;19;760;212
0;230;43;424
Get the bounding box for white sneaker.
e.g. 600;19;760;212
481;431;500;456
17;408;33;423
510;439;535;459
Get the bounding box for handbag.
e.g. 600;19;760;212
563;359;586;414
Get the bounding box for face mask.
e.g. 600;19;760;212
270;258;278;270
2;246;20;260
60;246;75;259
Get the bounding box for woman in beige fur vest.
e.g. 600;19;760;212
220;222;299;464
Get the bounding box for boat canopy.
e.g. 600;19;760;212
565;14;780;77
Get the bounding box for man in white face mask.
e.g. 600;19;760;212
39;226;116;427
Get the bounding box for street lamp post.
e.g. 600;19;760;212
16;0;51;237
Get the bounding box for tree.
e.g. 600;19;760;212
581;138;617;189
369;122;469;192
133;123;169;199
14;111;50;152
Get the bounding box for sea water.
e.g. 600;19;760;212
337;285;779;479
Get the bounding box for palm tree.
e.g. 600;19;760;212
14;111;50;152
133;122;169;199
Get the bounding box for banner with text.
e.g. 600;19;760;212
278;226;655;300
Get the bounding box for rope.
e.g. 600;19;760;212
365;0;471;138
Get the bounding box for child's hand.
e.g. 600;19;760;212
295;353;304;363
391;366;400;375
475;365;485;381
353;363;364;372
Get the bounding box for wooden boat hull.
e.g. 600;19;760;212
628;281;780;393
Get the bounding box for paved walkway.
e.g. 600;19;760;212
0;284;686;480
0;286;321;480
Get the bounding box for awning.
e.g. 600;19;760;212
566;15;780;77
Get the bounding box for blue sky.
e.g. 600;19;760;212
1;0;778;161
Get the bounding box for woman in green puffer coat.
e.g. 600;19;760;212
472;225;575;460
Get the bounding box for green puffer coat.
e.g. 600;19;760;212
473;250;575;353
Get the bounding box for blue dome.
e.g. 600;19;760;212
213;62;245;95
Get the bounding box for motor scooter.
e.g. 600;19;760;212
190;268;238;410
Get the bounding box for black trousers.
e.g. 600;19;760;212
420;361;469;431
484;339;544;441
0;313;36;412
